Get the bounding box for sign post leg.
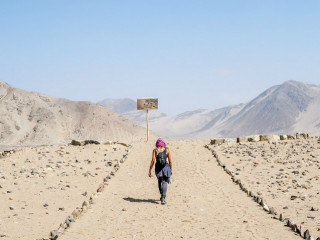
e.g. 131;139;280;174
146;109;149;142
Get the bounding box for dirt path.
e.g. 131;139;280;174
60;140;300;240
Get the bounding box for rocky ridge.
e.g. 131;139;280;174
0;80;147;146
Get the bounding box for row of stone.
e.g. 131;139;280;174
210;133;311;145
204;144;319;240
46;144;132;240
70;139;130;147
0;149;16;158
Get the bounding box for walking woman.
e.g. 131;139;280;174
148;138;172;205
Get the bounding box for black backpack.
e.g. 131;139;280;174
156;148;167;166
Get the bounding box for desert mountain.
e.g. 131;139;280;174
196;80;320;138
99;81;320;138
0;80;147;146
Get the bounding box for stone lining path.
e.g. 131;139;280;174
58;140;301;240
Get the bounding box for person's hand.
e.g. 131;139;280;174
148;171;152;178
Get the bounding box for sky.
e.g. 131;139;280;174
1;1;320;115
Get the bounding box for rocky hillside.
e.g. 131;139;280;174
0;81;147;146
200;80;320;138
99;81;320;138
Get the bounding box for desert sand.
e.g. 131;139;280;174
0;138;307;239
0;142;129;239
210;137;320;238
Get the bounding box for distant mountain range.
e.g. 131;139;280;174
1;80;319;146
98;81;320;138
0;80;146;146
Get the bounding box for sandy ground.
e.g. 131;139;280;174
212;138;320;238
51;140;299;240
0;139;307;239
0;143;128;239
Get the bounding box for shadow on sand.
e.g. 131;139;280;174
123;197;159;204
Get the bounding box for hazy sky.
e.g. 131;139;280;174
1;1;319;115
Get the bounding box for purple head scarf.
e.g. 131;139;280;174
156;138;166;147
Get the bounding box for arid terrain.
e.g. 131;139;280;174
0;142;129;239
210;137;320;238
3;137;319;239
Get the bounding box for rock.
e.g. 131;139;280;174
72;209;81;219
224;138;237;144
210;138;225;145
82;201;89;208
290;195;298;200
58;226;64;233
97;184;104;192
263;204;270;212
82;205;87;212
300;225;304;237
118;142;129;147
67;215;75;222
287;220;295;231
89;195;94;204
280;135;288;140
71;140;81;146
58;207;65;211
304;229;310;239
43;203;49;207
269;207;275;215
311;206;318;211
260;198;264;206
295;224;300;234
296;133;309;139
237;137;248;143
84;140;100;145
65;218;71;227
248;135;260;142
9;206;14;210
50;230;58;240
260;135;280;142
287;135;296;140
62;222;68;229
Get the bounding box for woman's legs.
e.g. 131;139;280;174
158;177;162;194
158;177;168;204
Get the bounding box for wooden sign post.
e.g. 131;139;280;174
137;98;158;142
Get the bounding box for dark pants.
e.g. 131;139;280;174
158;177;168;198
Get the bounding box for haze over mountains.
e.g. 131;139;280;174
1;80;320;147
98;81;320;138
0;80;146;146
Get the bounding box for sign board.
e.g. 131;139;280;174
137;98;158;110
